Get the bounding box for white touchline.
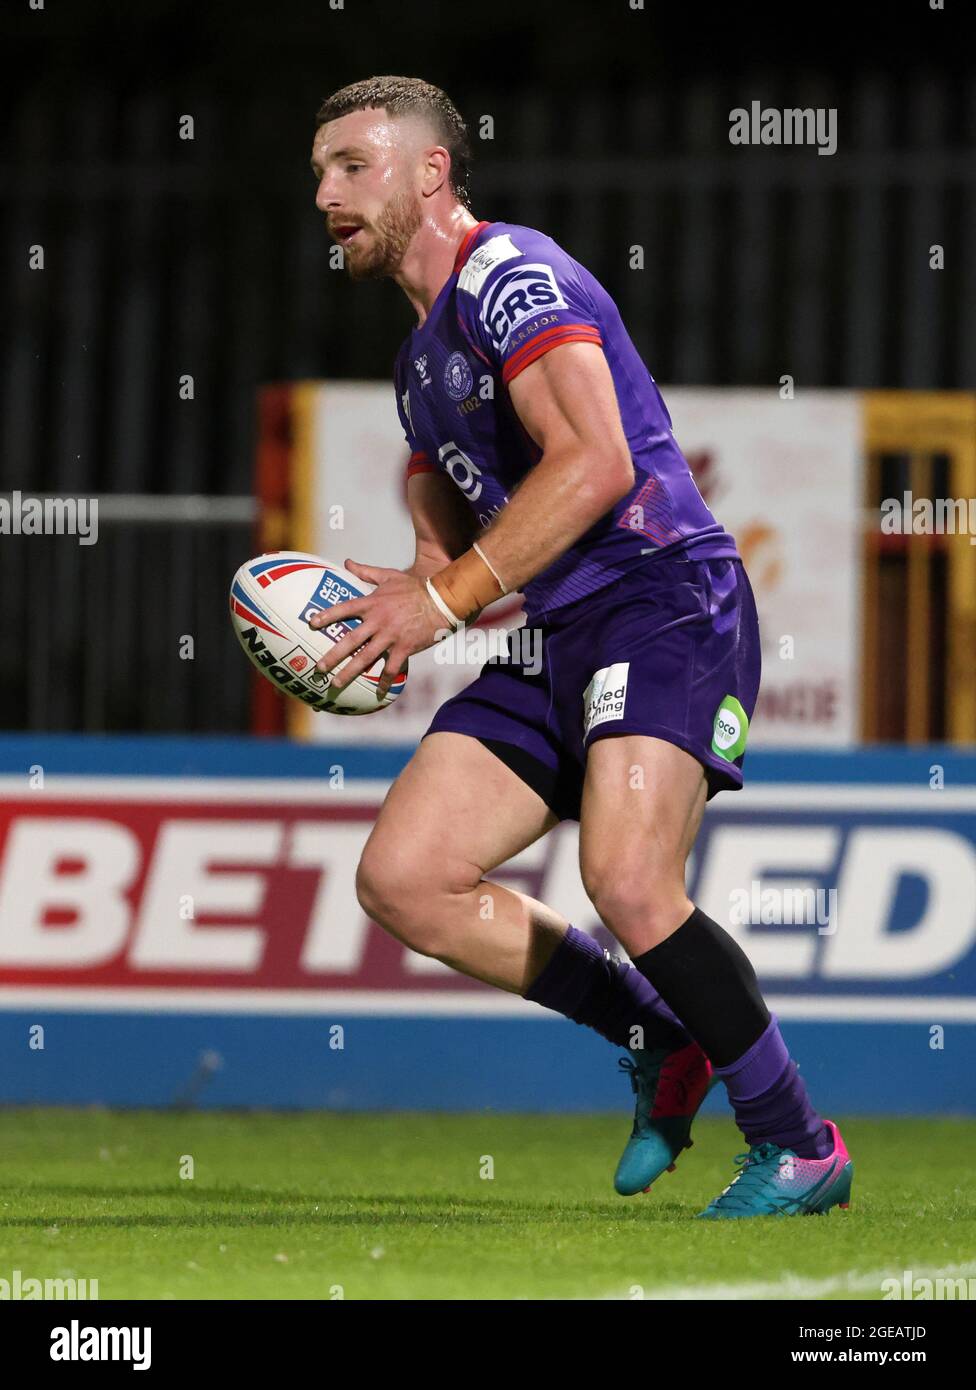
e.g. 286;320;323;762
598;1259;976;1302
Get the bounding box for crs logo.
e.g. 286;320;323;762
438;441;483;501
479;264;568;352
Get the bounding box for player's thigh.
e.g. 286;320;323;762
357;731;558;912
578;734;706;921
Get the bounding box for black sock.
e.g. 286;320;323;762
631;906;769;1067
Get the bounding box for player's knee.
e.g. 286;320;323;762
582;870;646;933
582;860;686;945
356;842;426;934
356;840;477;957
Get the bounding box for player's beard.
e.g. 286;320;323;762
344;188;423;281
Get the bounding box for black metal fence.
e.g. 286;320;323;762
4;71;974;503
0;499;255;733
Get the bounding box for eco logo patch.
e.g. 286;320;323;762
711;694;749;761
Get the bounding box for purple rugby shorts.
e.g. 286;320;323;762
424;554;762;822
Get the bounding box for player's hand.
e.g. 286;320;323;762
307;559;450;698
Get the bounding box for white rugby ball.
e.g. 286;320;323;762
229;551;407;715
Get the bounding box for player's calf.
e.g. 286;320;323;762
580;737;833;1170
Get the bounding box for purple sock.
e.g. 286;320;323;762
716;1015;832;1158
525;925;690;1052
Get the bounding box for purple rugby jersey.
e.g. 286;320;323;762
395;220;738;621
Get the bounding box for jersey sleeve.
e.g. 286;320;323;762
456;230;604;387
394;353;436;480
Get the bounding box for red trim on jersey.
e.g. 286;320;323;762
502;325;603;384
406;450;437;478
453;220;493;274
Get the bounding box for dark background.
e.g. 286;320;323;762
1;0;972;729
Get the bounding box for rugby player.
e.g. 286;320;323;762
307;76;853;1218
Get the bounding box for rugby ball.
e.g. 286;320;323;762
229;551;407;715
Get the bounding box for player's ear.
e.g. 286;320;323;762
421;145;450;197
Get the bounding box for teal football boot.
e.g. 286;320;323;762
697;1120;854;1219
614;1040;714;1196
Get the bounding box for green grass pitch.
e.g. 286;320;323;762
1;1109;974;1300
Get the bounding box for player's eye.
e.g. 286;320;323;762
345;163;364;174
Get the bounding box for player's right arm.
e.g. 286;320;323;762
404;469;480;579
394;352;477;580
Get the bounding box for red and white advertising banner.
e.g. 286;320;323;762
0;775;560;1014
3;769;976;1022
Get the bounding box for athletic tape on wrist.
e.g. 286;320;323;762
472;542;508;595
430;546;506;625
425;577;463;631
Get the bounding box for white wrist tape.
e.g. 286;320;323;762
472;542;508;595
425;577;463;631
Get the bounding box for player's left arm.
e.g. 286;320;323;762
475;339;635;590
421;341;635;635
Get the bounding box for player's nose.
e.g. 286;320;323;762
314;173;341;214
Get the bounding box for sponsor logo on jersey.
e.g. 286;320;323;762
401;387;413;432
413;354;432;388
711;694;750;761
479;264;568;353
443;351;474;401
583;662;630;736
438;441;483;501
506;314;564;356
458;232;523;297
